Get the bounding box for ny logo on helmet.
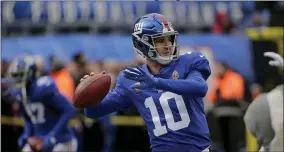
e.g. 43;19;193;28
134;22;144;32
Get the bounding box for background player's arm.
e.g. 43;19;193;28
156;52;211;97
84;73;132;119
37;77;76;141
20;103;33;136
44;91;76;138
18;102;33;147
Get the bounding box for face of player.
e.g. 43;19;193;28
153;35;173;58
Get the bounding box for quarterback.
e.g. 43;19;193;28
83;13;212;152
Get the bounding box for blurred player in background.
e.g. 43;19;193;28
244;52;283;152
49;55;84;152
82;13;212;152
7;56;77;152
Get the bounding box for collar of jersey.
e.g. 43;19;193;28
142;60;176;78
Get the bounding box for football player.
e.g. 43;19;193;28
244;52;283;152
83;13;212;152
8;56;77;152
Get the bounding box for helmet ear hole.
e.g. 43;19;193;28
148;50;157;58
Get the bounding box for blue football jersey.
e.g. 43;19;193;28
16;76;75;143
85;52;212;152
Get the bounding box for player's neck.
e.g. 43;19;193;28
146;59;164;75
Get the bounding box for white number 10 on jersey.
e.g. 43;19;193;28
145;92;190;136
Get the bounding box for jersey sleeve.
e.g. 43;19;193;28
155;52;211;97
84;72;133;119
184;52;211;81
45;92;76;138
19;102;33;137
36;76;59;99
36;76;76;138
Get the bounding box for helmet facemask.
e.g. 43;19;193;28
8;67;29;104
7;56;39;103
133;31;180;65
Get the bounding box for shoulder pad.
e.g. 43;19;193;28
36;76;55;87
181;51;211;80
36;76;58;96
181;51;206;61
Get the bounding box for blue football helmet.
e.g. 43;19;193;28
8;56;40;102
8;55;39;87
132;13;179;65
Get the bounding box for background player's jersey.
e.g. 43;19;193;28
15;76;74;143
118;52;212;151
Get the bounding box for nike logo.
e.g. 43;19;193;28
199;55;204;58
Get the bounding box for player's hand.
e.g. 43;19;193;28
17;134;29;148
80;71;106;82
123;66;158;89
264;52;283;69
37;136;56;151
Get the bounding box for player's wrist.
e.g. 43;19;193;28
154;77;163;89
48;137;57;145
152;77;159;85
18;135;28;147
45;135;57;145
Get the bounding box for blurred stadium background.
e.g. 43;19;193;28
1;1;283;152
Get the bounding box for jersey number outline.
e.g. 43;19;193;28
25;103;46;124
145;92;190;136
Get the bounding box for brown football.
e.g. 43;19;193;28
73;72;111;108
